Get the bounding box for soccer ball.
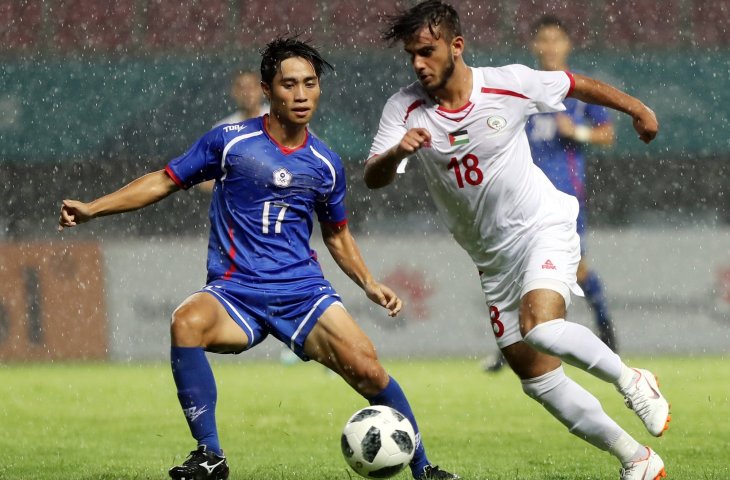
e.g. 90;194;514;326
340;405;416;478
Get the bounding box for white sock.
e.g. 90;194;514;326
522;366;641;462
615;364;639;393
523;319;623;383
610;432;648;464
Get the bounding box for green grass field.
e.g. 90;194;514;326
1;356;728;479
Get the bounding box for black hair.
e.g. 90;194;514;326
531;15;569;37
260;37;334;86
381;0;462;45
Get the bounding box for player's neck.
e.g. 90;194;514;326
264;114;308;148
243;106;260;119
431;62;472;110
540;62;568;72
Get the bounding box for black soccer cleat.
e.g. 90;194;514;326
482;352;507;373
598;323;618;352
416;464;461;479
169;445;229;480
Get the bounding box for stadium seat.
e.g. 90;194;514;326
145;0;229;49
693;0;730;46
0;0;43;51
459;3;502;48
602;1;681;48
326;0;405;47
239;0;325;47
53;0;136;52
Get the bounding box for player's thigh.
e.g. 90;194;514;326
576;256;589;283
502;340;561;380
304;305;388;392
171;291;248;353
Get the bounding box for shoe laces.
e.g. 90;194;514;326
182;448;209;466
619;461;642;480
624;378;653;418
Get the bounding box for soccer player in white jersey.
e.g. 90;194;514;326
59;38;458;480
364;2;669;479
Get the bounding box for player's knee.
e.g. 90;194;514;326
521;366;565;401
170;303;209;340
345;346;389;394
522;319;566;353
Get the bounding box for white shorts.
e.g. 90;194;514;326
480;223;584;349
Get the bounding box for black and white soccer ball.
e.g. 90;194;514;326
340;405;416;479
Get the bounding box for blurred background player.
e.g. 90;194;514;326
484;15;618;373
213;69;269;127
199;70;271;193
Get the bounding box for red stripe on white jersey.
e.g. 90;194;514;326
404;100;425;122
481;87;529;99
565;71;576;97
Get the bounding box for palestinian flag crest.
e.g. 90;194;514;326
448;129;469;146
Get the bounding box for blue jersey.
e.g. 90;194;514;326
165;116;347;286
526;97;611;203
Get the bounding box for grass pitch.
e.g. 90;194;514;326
1;356;728;479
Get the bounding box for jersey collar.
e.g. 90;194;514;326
262;114;309;155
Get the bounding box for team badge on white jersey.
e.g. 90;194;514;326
487;115;507;131
273;168;293;187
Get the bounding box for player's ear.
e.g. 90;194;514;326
261;81;271;101
451;35;465;58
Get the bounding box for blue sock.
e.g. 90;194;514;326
367;376;429;477
171;346;222;456
580;270;612;330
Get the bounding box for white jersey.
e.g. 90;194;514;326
212;104;270;128
369;65;580;278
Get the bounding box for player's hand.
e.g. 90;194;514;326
364;281;403;317
58;199;94;231
633;104;658;144
395;128;432;157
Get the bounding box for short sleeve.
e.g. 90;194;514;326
508;64;573;115
586;103;612;126
315;152;348;226
368;94;410;159
165;128;225;189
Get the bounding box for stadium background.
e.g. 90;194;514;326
1;0;729;362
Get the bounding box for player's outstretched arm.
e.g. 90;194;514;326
364;128;432;189
320;222;402;317
58;169;180;230
569;73;658;144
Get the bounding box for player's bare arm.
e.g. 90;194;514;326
363;128;432;189
320;222;402;316
58;169;179;230
570;73;658;144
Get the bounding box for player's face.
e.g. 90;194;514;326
404;26;458;94
532;25;571;71
264;57;320;127
231;73;263;113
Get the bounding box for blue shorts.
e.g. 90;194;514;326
200;278;343;360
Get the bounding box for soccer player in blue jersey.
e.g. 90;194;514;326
58;38;458;480
484;15;618;373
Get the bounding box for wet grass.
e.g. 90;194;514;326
1;356;728;479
